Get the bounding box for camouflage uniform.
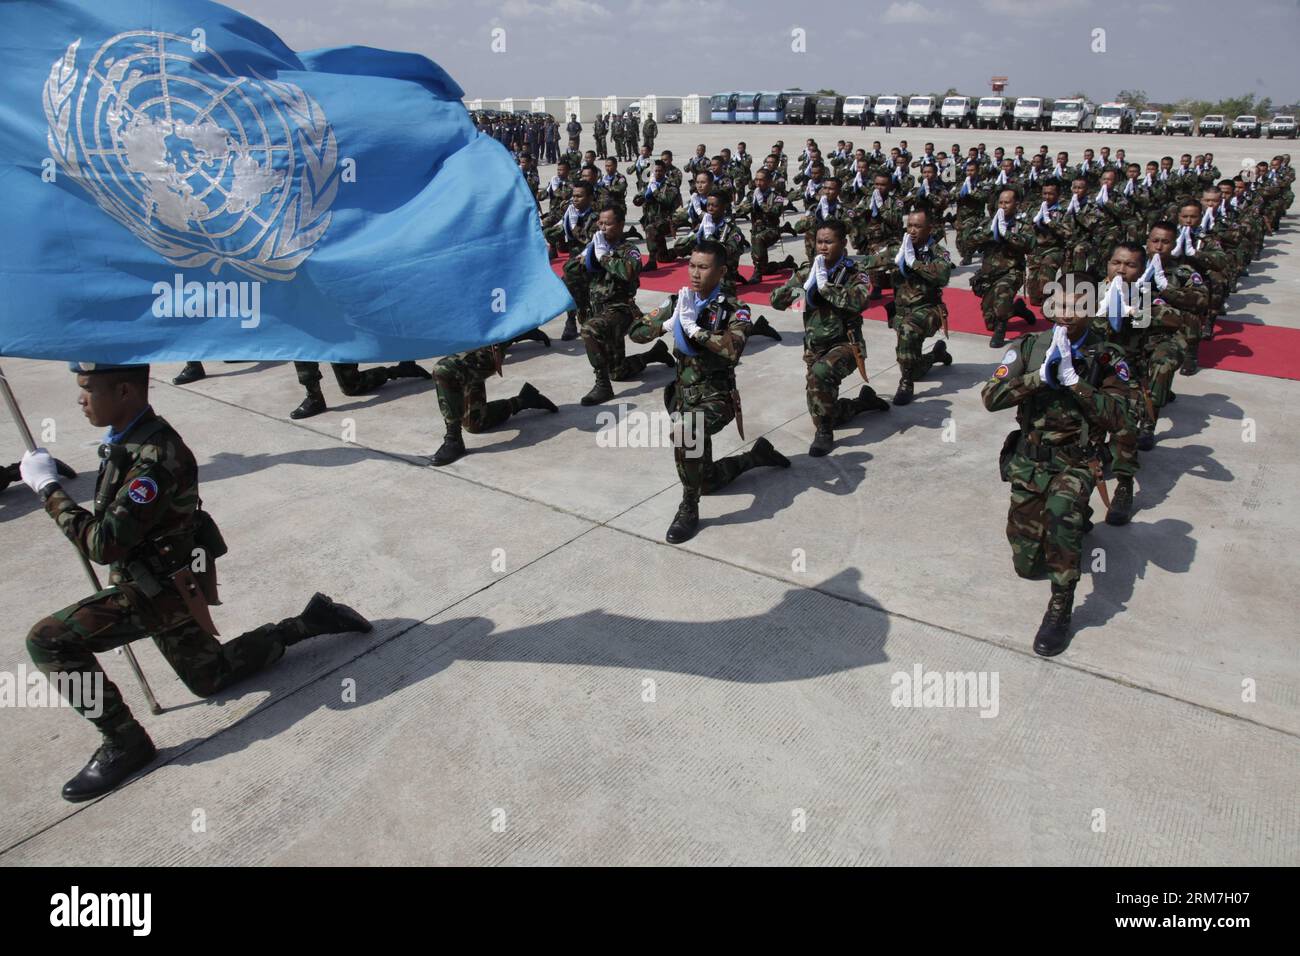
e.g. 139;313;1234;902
549;205;600;319
859;237;953;375
952;176;987;262
964;212;1036;331
595;171;628;216
847;191;906;281
982;332;1136;587
580;238;657;380
671;217;749;289
793;200;850;264
433;345;515;433
735;186;789;276
633;177;681;267
629;291;761;501
294;361;392;395
1025;201;1070;306
641;116;657;153
538;174;575;231
770;257;873;427
26;409;310;738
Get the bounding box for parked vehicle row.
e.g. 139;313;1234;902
703;91;1300;138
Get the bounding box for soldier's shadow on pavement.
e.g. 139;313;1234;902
705;448;875;528
1073;518;1197;634
326;378;435;415
162;567;892;766
196;445;391;484
1158;392;1244;444
1130;443;1234;513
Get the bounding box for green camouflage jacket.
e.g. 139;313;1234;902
770;256;872;352
584;237;643;310
45;408;202;588
964;212;1036;276
858;237;952;312
629;290;751;392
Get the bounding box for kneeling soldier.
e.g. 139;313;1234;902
981;280;1137;656
429;342;559;466
18;363;372;801
629;241;791;543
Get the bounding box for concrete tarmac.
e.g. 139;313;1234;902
1;124;1296;865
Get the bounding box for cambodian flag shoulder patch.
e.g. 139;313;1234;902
1115;360;1131;382
127;476;158;504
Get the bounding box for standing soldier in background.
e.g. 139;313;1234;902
858;208;954;406
18;364;373;800
642;113;658;153
593;113;608;159
770;220;890;458
578;205;675;405
965;188;1038;349
566;113;582;152
981;278;1136;657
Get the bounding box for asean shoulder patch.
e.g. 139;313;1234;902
993;364;1010;379
127;476;158;504
1115;360;1131;382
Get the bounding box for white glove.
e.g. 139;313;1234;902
991;207;1006;239
1054;326;1079;387
1033;201;1049;225
813;254;830;291
593;230;612;259
817;196;831;219
700;212;716;237
20;448;60;493
1150;253;1168;291
901;233;916;267
675;287;699;336
803;265;819;297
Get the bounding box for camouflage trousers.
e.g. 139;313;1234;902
26;585;297;735
978;269;1025;330
750;226;781;274
583;303;653;378
673;385;755;501
642;217;673;264
858;237;894;288
954;210;981;260
1006;460;1095;588
1109;331;1186;478
595;135;606;158
1025;248;1065;306
295;362;390;395
804;341;867;426
894;303;945;370
434;348;517;433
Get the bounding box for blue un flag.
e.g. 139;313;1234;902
0;0;573;363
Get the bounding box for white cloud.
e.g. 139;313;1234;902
883;1;939;23
981;0;1086;16
500;0;612;18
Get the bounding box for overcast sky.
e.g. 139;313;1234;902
231;0;1298;105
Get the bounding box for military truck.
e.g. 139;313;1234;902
976;96;1013;129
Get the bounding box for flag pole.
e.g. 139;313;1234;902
0;361;162;715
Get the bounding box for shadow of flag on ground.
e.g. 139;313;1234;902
0;0;573;364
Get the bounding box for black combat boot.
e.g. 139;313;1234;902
925;340;953;368
749;315;783;341
514;328;551;347
854;385;891;413
430;426;467;466
561;311;580;341
581;368;615;406
665;496;700;544
1136;421;1156;452
1012;298;1037;325
172;361;207;385
1179;344;1200;376
1106;476;1135;526
623;226;643;241
0;462;19;494
893;369;915;406
62;721;157;803
517;382;558;413
779;221;798;237
989;320;1008;349
808;419;835;457
291;592;373;643
747;436;791;469
645;339;675;367
290;386;327;420
388;361;432;381
868;286;883;300
1033;583;1076;657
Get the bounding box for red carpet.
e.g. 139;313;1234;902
552;257;1300;382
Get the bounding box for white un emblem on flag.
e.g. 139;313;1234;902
43;32;338;281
